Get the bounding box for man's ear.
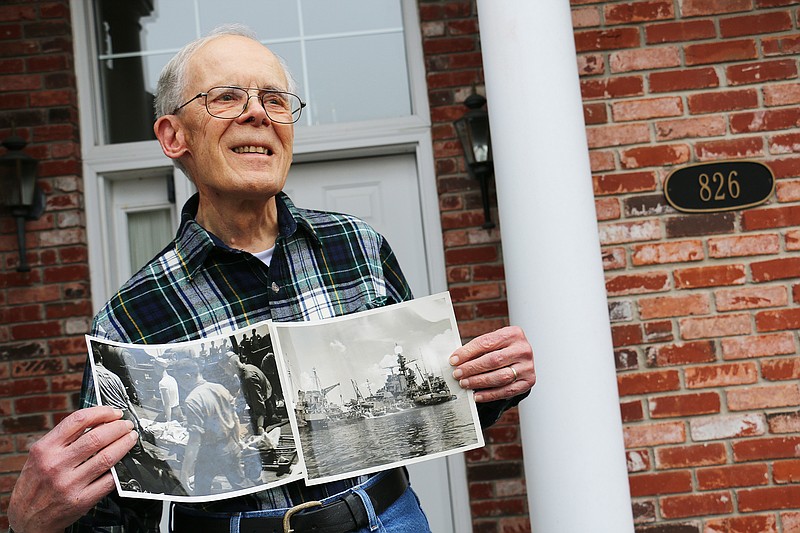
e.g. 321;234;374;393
154;115;188;160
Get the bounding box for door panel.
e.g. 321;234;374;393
284;153;457;532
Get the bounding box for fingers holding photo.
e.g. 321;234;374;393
449;326;536;402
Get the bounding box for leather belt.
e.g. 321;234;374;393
171;467;409;533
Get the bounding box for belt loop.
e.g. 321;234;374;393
230;513;241;533
352;486;381;532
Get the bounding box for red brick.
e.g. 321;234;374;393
708;234;781;258
764;83;800;107
763;34;800;56
445;246;498;265
697;464;770;490
662;491;734;519
604;1;674;24
751;256;800;282
680;0;752;16
679;313;751;340
714;286;789;311
644;320;674;343
612;324;644;347
586;123;651;148
695;137;764;160
577;53;605;76
691;413;766;442
583;102;607;125
632;240;704;266
639;294;710;319
10;321;62;340
688;89;759;114
602;247;627;270
620;144;690;169
685;39;757;66
606;271;670;295
762;357;800;381
621;400;645;423
674;264;746;289
598;219;661;245
768;412;800;435
721;332;796;359
731;108;800;134
655;115;726;141
581;76;644;100
592;171;658;195
720;11;793;38
738;486;800;512
645;20;716;44
744;205;800;231
618;370;681;396
770;132;800;154
629;471;692;497
613;96;683;122
655;443;726;469
572;6;601;28
590;151;616;172
756;308;800;332
646;340;716;366
15;394;69;414
574;27;641;52
727;59;799;86
650;67;719;94
704;515;777;533
610;47;681;74
727;383;800;411
595;197;621;220
626;449;650;472
773;459;800;483
449;284;502;302
649;392;720;418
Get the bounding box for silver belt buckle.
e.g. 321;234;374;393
282;500;323;533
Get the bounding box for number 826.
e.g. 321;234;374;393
698;171;740;202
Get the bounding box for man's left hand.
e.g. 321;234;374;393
449;326;535;402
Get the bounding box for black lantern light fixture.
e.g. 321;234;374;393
455;91;495;229
0;127;45;272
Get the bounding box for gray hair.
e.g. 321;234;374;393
153;24;298;179
154;23;298;119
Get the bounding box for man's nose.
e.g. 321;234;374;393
239;92;271;124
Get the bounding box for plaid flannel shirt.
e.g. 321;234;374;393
69;192;521;532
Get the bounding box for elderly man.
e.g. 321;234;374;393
7;25;535;533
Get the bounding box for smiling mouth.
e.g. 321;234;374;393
233;145;273;156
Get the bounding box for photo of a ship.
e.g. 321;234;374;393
270;292;484;484
294;342;457;429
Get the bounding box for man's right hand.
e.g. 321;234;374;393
7;406;139;533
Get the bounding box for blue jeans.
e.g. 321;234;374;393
227;473;432;533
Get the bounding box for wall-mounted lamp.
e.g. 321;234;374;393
0;128;45;272
455;92;495;229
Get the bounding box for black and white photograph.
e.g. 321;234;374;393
85;321;303;503
269;292;485;485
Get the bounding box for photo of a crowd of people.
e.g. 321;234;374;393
86;320;302;503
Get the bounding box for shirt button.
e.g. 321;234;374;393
271;282;280;293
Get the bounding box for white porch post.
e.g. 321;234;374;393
474;1;635;531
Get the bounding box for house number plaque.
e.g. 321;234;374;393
664;160;774;213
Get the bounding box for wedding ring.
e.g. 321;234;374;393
509;365;518;383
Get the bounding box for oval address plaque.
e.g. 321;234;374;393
664;160;774;213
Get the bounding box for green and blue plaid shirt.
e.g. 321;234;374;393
71;192;412;532
71;192;521;532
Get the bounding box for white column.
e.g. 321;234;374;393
475;1;635;531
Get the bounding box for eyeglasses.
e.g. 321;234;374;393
174;86;306;123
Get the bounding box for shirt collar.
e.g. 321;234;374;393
174;192;319;279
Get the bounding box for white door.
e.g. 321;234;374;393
285;153;460;532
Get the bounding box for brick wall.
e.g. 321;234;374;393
582;0;800;531
423;0;800;531
0;1;88;528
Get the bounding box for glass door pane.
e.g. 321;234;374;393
93;0;412;144
127;208;172;274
